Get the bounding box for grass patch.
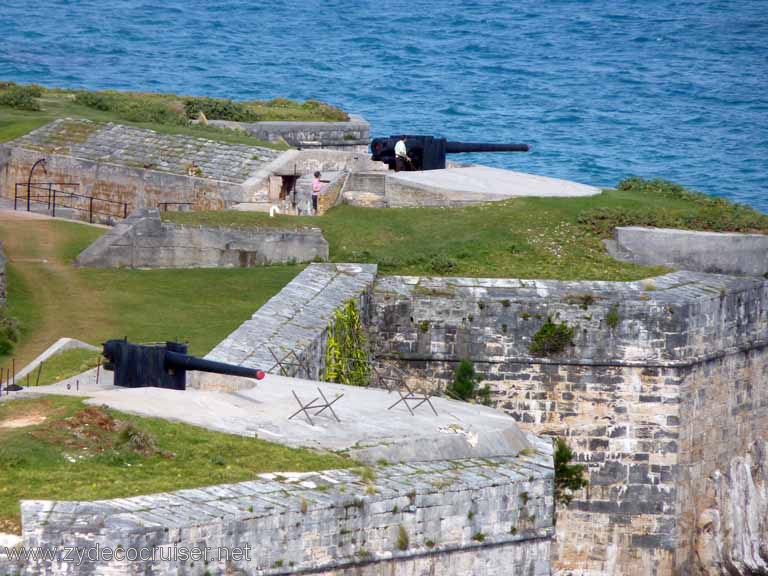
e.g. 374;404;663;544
164;178;768;281
0;218;303;367
0;83;347;148
24;348;102;388
0;396;352;533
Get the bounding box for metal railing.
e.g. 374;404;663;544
157;201;194;212
14;183;129;223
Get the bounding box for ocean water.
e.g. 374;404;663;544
1;0;766;209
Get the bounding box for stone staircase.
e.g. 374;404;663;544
342;171;387;208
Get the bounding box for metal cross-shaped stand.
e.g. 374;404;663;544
388;381;438;416
268;347;313;378
370;361;406;392
289;387;344;425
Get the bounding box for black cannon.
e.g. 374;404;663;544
102;339;265;390
370;135;530;171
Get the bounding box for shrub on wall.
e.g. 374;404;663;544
0;307;20;356
324;300;371;387
529;316;574;356
446;359;492;406
554;438;588;507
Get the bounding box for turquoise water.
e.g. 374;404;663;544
1;1;766;209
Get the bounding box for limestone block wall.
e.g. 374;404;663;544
608;226;768;276
205;263;377;380
2;455;553;576
369;272;768;575
75;209;328;269
677;348;768;574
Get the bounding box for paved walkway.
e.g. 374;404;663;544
389;165;600;199
5;367;535;465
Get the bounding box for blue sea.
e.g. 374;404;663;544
1;1;766;209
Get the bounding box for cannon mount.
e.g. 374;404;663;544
103;339;265;390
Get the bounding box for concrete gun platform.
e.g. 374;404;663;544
387;165;600;205
9;369;534;465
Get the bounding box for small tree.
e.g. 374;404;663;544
554;438;588;507
447;359;477;401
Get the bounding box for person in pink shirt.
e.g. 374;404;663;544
312;171;322;215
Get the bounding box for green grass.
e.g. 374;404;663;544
163;178;768;281
0;83;348;148
0;396;352;533
79;265;304;356
0;217;303;366
21;348;102;388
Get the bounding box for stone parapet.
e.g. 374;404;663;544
205;263;377;379
607;226;768;277
209;114;370;151
5;454;553;575
74;209;328;268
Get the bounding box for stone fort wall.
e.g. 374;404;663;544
369;273;768;575
1;454;554;575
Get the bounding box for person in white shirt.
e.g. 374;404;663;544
394;135;411;172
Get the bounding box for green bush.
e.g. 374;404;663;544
0;307;20;356
529;316;574;356
606;304;620;329
428;254;457;274
75;90;188;125
579;177;768;237
183;97;261;122
447;359;477;401
554;438;588;507
0;85;43;111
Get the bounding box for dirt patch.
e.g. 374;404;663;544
36;405;171;457
0;401;55;430
0;414;47;428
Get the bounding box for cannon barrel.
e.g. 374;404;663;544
103;339;264;390
165;350;264;380
445;141;530;154
371;135;530;171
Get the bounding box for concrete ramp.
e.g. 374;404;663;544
386;165;600;207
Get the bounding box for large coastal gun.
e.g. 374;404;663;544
103;339;265;390
370;135;530;171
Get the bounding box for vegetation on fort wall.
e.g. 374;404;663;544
553;437;589;508
324;300;371;387
0;82;347;147
529;317;574;356
166;178;763;281
0;396;352;534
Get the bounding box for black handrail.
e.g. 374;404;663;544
14;183;129;224
158;201;194;212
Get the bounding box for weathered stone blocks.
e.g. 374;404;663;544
369;272;768;575
74;209;328;268
4;455;554;575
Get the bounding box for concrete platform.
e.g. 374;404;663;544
6;368;534;465
387;165;600;205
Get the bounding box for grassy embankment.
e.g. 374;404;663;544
0;82;348;147
0;216;303;369
165;178;768;281
0;396;352;533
